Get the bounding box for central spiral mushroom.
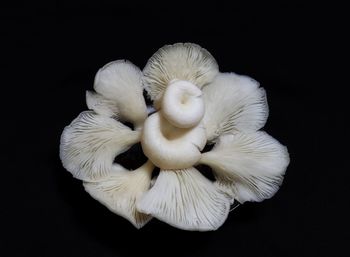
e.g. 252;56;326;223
60;43;290;231
141;80;206;170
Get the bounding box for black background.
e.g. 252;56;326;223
1;2;348;257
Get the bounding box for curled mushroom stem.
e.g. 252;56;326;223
141;112;206;170
161;80;205;129
141;79;207;170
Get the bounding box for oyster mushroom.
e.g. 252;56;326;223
60;42;290;231
60;111;140;181
141;80;206;170
143;42;219;106
161;80;205;129
60;61;152;226
84;160;154;228
202;72;269;142
93;60;148;129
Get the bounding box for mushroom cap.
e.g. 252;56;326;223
161;80;205;129
143;43;219;102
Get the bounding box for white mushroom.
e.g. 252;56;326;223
143;43;219;105
60;111;140;181
136;168;230;231
94;60;148;129
141;112;206;170
60;42;290;231
141;78;206;170
202;72;269;142
84;161;154;228
161;80;205;128
199;132;290;203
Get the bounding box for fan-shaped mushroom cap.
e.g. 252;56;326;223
143;43;219;103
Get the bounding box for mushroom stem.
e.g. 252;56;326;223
161;80;205;129
141;112;206;170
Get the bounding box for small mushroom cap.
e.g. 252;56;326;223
161;80;205;128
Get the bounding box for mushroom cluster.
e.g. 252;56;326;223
60;43;290;231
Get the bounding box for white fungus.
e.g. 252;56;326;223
60;43;290;231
